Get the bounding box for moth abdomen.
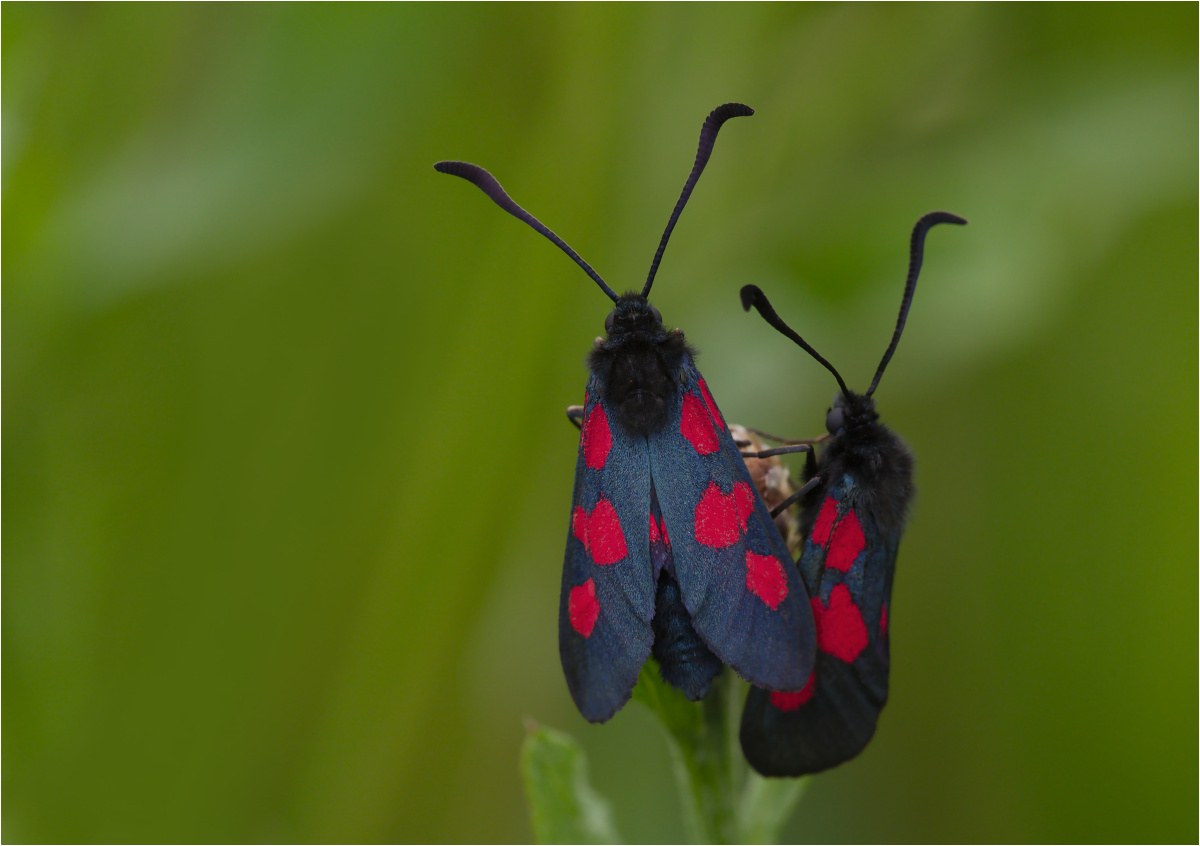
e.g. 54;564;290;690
650;569;723;701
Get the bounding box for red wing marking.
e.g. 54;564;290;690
694;481;754;548
572;498;628;566
568;579;600;637
812;584;868;663
880;604;888;636
810;497;838;546
825;509;866;572
587;498;627;565
572;507;588;546
582;404;612;470
680;392;720;455
745;551;788;609
769;673;815;711
660;516;669;547
697;378;724;430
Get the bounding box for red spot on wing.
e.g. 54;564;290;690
586;498;627;566
769;674;815;711
582;404;612;469
812;584;868;663
694;481;754;548
826;509;866;572
811;497;838;546
697;378;724;430
572;498;627;565
880;604;888;636
660;517;669;547
745;551;788;609
572;507;588;547
680;393;720;455
695;483;739;547
569;579;600;637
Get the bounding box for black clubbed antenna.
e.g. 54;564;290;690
434;160;619;303
642;103;754;297
741;284;852;399
865;211;967;397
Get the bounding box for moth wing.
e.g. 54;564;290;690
740;479;897;776
648;362;816;692
559;385;656;723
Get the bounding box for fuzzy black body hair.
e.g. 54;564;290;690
801;391;914;539
589;293;693;437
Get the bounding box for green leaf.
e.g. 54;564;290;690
521;722;621;844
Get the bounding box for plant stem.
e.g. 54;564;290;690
634;664;806;843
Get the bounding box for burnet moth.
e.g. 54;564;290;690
737;211;966;777
436;104;816;723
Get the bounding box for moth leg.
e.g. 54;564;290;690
804;446;818;479
739;443;811;459
566;405;585;430
741;426;800;443
743;426;832;447
742;427;808;445
770;476;821;519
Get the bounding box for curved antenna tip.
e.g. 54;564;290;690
740;284;763;312
864;209;967;396
920;210;968;228
715;102;755;120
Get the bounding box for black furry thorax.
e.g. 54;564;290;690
589;293;694;437
806;398;915;537
828;389;879;433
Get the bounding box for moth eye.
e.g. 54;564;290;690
650;305;662;323
825;407;845;434
604;311;615;334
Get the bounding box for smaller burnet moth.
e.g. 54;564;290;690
738;211;966;777
436;105;816;724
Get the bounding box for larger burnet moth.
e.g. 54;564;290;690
738;211;966;777
436;105;816;723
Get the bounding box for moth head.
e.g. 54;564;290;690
825;403;845;435
827;391;876;434
605;294;662;337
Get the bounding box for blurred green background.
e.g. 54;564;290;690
4;4;1195;842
